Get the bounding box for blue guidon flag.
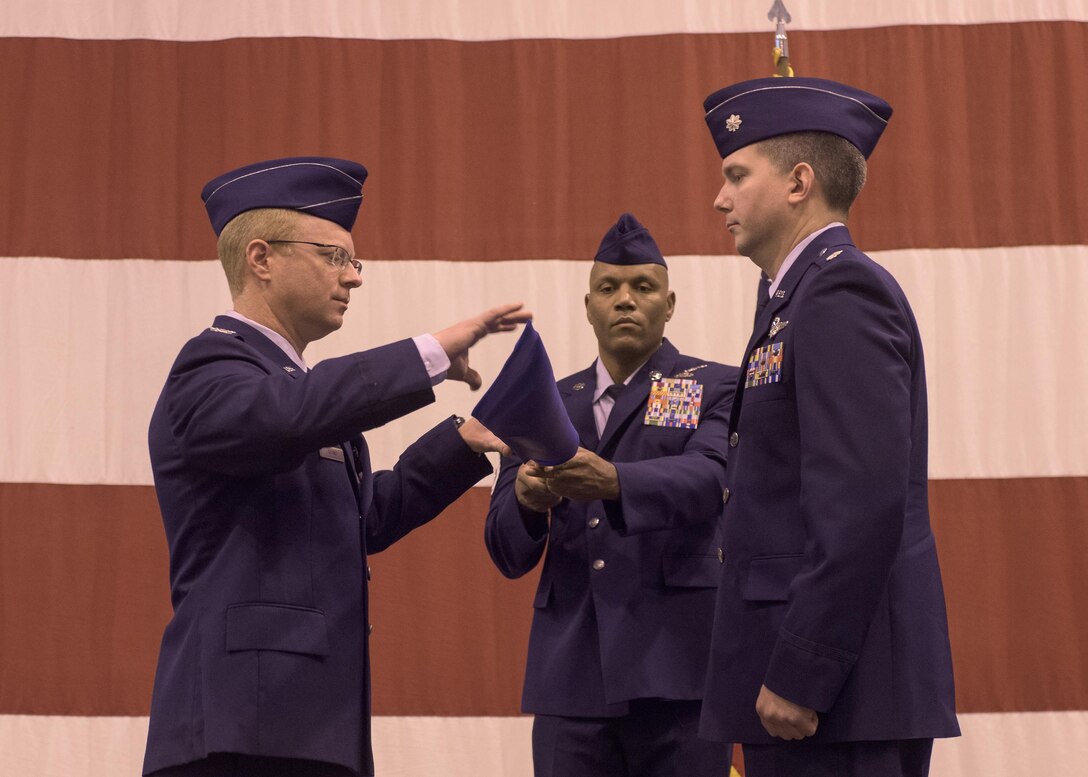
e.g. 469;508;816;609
473;321;579;466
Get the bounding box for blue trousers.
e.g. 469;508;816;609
147;754;357;777
532;698;733;777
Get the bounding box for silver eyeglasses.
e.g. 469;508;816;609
266;240;362;274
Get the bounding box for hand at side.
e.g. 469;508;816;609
755;684;818;740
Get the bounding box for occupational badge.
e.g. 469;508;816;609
644;377;702;429
745;342;784;388
768;316;789;338
673;364;708;380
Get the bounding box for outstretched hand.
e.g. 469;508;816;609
434;303;532;390
457;416;514;456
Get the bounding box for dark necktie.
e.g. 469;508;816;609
753;273;772;327
596;383;626;436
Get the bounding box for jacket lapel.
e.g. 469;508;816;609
209;316;363;500
730;226;857;432
758;225;855;330
597;340;680;454
560;365;599;451
210;315;303;379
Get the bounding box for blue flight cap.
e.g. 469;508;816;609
594;212;667;268
201;156;368;235
703;77;892;160
473;321;580;466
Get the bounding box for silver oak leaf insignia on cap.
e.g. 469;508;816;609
725;114;743;132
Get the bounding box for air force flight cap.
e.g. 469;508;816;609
594;212;667;268
201;156;368;235
703;76;892;160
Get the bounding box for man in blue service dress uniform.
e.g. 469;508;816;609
696;79;961;776
142;157;530;777
485;213;739;776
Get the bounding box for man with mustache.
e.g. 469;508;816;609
486;213;738;776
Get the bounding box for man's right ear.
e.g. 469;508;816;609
245;239;274;282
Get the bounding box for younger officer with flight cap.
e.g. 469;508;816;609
143;156;529;777
485;213;739;776
697;78;960;776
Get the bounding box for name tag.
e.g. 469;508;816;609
745;342;784;389
644;378;702;429
319;446;346;462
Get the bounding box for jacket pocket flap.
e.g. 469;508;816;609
662;553;720;588
226;603;330;656
743;554;805;601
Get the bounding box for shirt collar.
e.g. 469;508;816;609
592;355;647;403
223;310;309;372
768;222;844;299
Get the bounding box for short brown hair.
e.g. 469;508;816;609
759;132;867;213
216;208;300;296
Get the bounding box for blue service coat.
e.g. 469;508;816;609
699;227;960;744
485;340;738;717
143;316;491;775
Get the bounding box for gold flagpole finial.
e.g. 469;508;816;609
767;0;794;77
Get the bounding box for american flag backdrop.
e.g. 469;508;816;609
1;2;1086;775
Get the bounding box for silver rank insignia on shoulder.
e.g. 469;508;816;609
209;326;236;335
673;364;708;379
648;370;663;381
283;366;297;373
825;250;843;262
769;316;789;338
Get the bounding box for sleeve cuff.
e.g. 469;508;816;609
763;628;858;712
413;333;451;385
